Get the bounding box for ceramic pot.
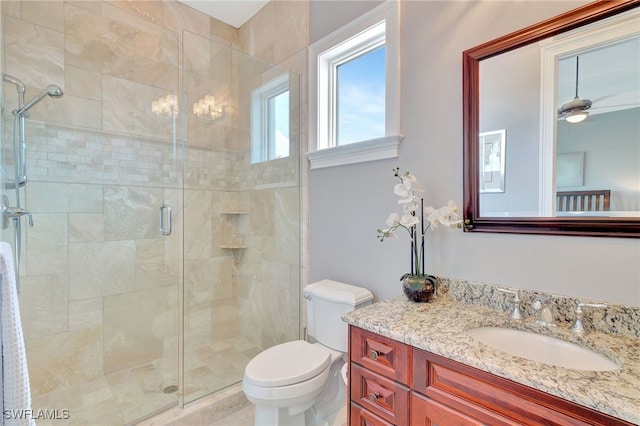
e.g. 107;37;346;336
402;274;437;303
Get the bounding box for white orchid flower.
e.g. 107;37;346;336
394;183;409;198
400;214;419;227
424;205;439;228
436;201;462;227
402;201;419;213
385;212;401;227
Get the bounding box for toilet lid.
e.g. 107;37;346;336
244;340;331;388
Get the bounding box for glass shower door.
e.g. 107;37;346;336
181;31;301;403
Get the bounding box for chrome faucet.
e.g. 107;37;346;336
532;297;556;328
570;303;607;334
497;288;524;320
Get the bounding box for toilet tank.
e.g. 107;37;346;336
304;280;374;352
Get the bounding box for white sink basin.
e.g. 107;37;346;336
466;327;619;371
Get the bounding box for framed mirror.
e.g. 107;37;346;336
463;0;640;237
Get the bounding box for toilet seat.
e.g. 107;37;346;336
244;340;331;388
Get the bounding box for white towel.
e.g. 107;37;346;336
0;242;34;426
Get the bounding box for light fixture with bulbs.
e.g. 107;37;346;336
564;109;589;123
152;94;179;119
558;56;592;124
193;95;225;121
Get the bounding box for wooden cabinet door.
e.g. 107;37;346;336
351;363;410;425
350;402;394;426
411;393;487;426
350;326;411;383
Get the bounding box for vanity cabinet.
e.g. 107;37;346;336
349;326;633;426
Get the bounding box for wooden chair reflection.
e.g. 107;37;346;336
556;190;610;212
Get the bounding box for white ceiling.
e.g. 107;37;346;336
177;0;270;28
557;36;640;116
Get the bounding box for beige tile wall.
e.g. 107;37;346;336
2;0;304;413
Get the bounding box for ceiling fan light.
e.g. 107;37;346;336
565;109;588;123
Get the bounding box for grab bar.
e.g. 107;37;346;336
159;204;172;236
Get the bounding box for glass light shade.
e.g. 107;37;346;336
565;109;588;123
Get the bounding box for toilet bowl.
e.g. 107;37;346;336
242;341;344;425
242;280;374;426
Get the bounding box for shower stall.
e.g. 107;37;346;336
0;2;301;424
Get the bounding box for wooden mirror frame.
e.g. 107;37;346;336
463;0;640;238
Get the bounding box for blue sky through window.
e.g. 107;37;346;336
272;90;289;159
336;46;386;145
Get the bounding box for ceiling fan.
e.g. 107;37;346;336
558;56;592;124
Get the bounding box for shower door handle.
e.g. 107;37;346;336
159;204;172;236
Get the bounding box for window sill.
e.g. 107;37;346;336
306;135;403;169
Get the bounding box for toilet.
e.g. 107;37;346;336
242;279;374;426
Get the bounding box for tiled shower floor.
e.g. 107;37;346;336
30;336;261;425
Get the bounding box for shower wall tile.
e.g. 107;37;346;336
105;0;163;25
27;182;103;213
63;4;136;72
64;65;102;101
101;1;163;39
3;15;64;93
249;190;275;237
21;0;64;32
161;0;209;36
104;185;163;241
184;189;213;259
273;0;308;66
27;325;104;395
102;76;175;141
19;273;69;339
136;238;165;264
136;260;180;291
210;16;239;48
68;240;136;300
26;213;68;276
69;297;104;331
103;286;178;373
261;259;290;289
183;31;211;75
68;213;105;242
185;256;233;308
66;0;101;15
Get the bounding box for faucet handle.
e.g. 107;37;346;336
570;303;607;334
497;288;524;320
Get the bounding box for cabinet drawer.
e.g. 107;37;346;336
350;402;394;426
413;348;633;426
411;392;487;426
351;363;410;425
350;326;410;383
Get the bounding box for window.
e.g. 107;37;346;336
337;45;386;145
251;74;290;163
308;1;401;169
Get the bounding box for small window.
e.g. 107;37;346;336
308;1;401;169
251;74;290;163
336;45;386;145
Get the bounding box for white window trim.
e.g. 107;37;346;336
307;0;402;169
251;73;290;163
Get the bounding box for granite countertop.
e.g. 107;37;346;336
343;296;640;424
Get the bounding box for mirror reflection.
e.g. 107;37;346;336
478;9;640;218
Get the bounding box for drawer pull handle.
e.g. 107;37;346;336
369;350;380;360
368;393;379;403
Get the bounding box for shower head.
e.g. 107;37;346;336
15;84;64;116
